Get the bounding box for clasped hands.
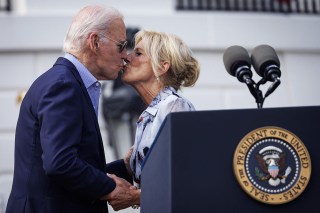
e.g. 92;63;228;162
100;173;140;211
101;146;139;211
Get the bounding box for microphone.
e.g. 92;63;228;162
251;44;281;82
223;45;253;84
222;44;282;108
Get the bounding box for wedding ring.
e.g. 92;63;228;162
132;204;140;209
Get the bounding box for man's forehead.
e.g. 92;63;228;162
108;18;126;36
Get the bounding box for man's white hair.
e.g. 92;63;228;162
63;5;123;54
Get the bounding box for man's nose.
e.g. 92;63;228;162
123;52;131;63
121;48;128;56
121;48;127;59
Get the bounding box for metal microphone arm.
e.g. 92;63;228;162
242;76;264;109
265;74;281;98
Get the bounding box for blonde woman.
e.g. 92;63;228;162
109;30;200;210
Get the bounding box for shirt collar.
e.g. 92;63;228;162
144;86;177;116
64;53;98;88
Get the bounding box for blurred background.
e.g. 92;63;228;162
1;0;320;212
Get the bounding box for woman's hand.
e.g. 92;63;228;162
124;146;134;175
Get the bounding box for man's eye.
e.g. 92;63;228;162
117;44;124;51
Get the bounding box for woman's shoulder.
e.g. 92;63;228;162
159;92;195;112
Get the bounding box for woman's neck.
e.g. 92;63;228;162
134;82;163;105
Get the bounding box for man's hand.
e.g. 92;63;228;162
101;174;140;211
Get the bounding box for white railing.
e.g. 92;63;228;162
176;0;320;14
0;171;13;213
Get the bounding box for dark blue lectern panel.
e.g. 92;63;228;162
141;106;320;213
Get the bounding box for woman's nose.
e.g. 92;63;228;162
124;53;132;63
124;58;130;64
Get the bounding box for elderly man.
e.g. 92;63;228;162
6;5;139;213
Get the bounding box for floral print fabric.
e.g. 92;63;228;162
129;86;195;186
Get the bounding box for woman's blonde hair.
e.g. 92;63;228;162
134;30;200;90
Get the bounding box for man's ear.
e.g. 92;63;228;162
88;33;99;52
158;61;170;76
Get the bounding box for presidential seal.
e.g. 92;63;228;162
233;126;311;205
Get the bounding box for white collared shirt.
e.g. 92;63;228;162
129;86;195;185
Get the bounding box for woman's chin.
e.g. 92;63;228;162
121;74;130;84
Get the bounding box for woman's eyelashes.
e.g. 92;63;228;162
134;50;142;56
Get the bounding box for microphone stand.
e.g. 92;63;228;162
252;75;281;109
264;75;281;98
243;78;264;109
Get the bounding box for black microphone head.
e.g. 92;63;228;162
251;44;281;79
223;45;251;77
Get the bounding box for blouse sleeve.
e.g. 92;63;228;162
169;97;195;113
151;96;195;137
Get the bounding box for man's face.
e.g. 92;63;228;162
95;18;127;80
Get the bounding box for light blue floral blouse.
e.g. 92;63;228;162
129;86;195;186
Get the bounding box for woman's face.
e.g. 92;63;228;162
122;38;156;86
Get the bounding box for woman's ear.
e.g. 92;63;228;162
158;61;170;76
